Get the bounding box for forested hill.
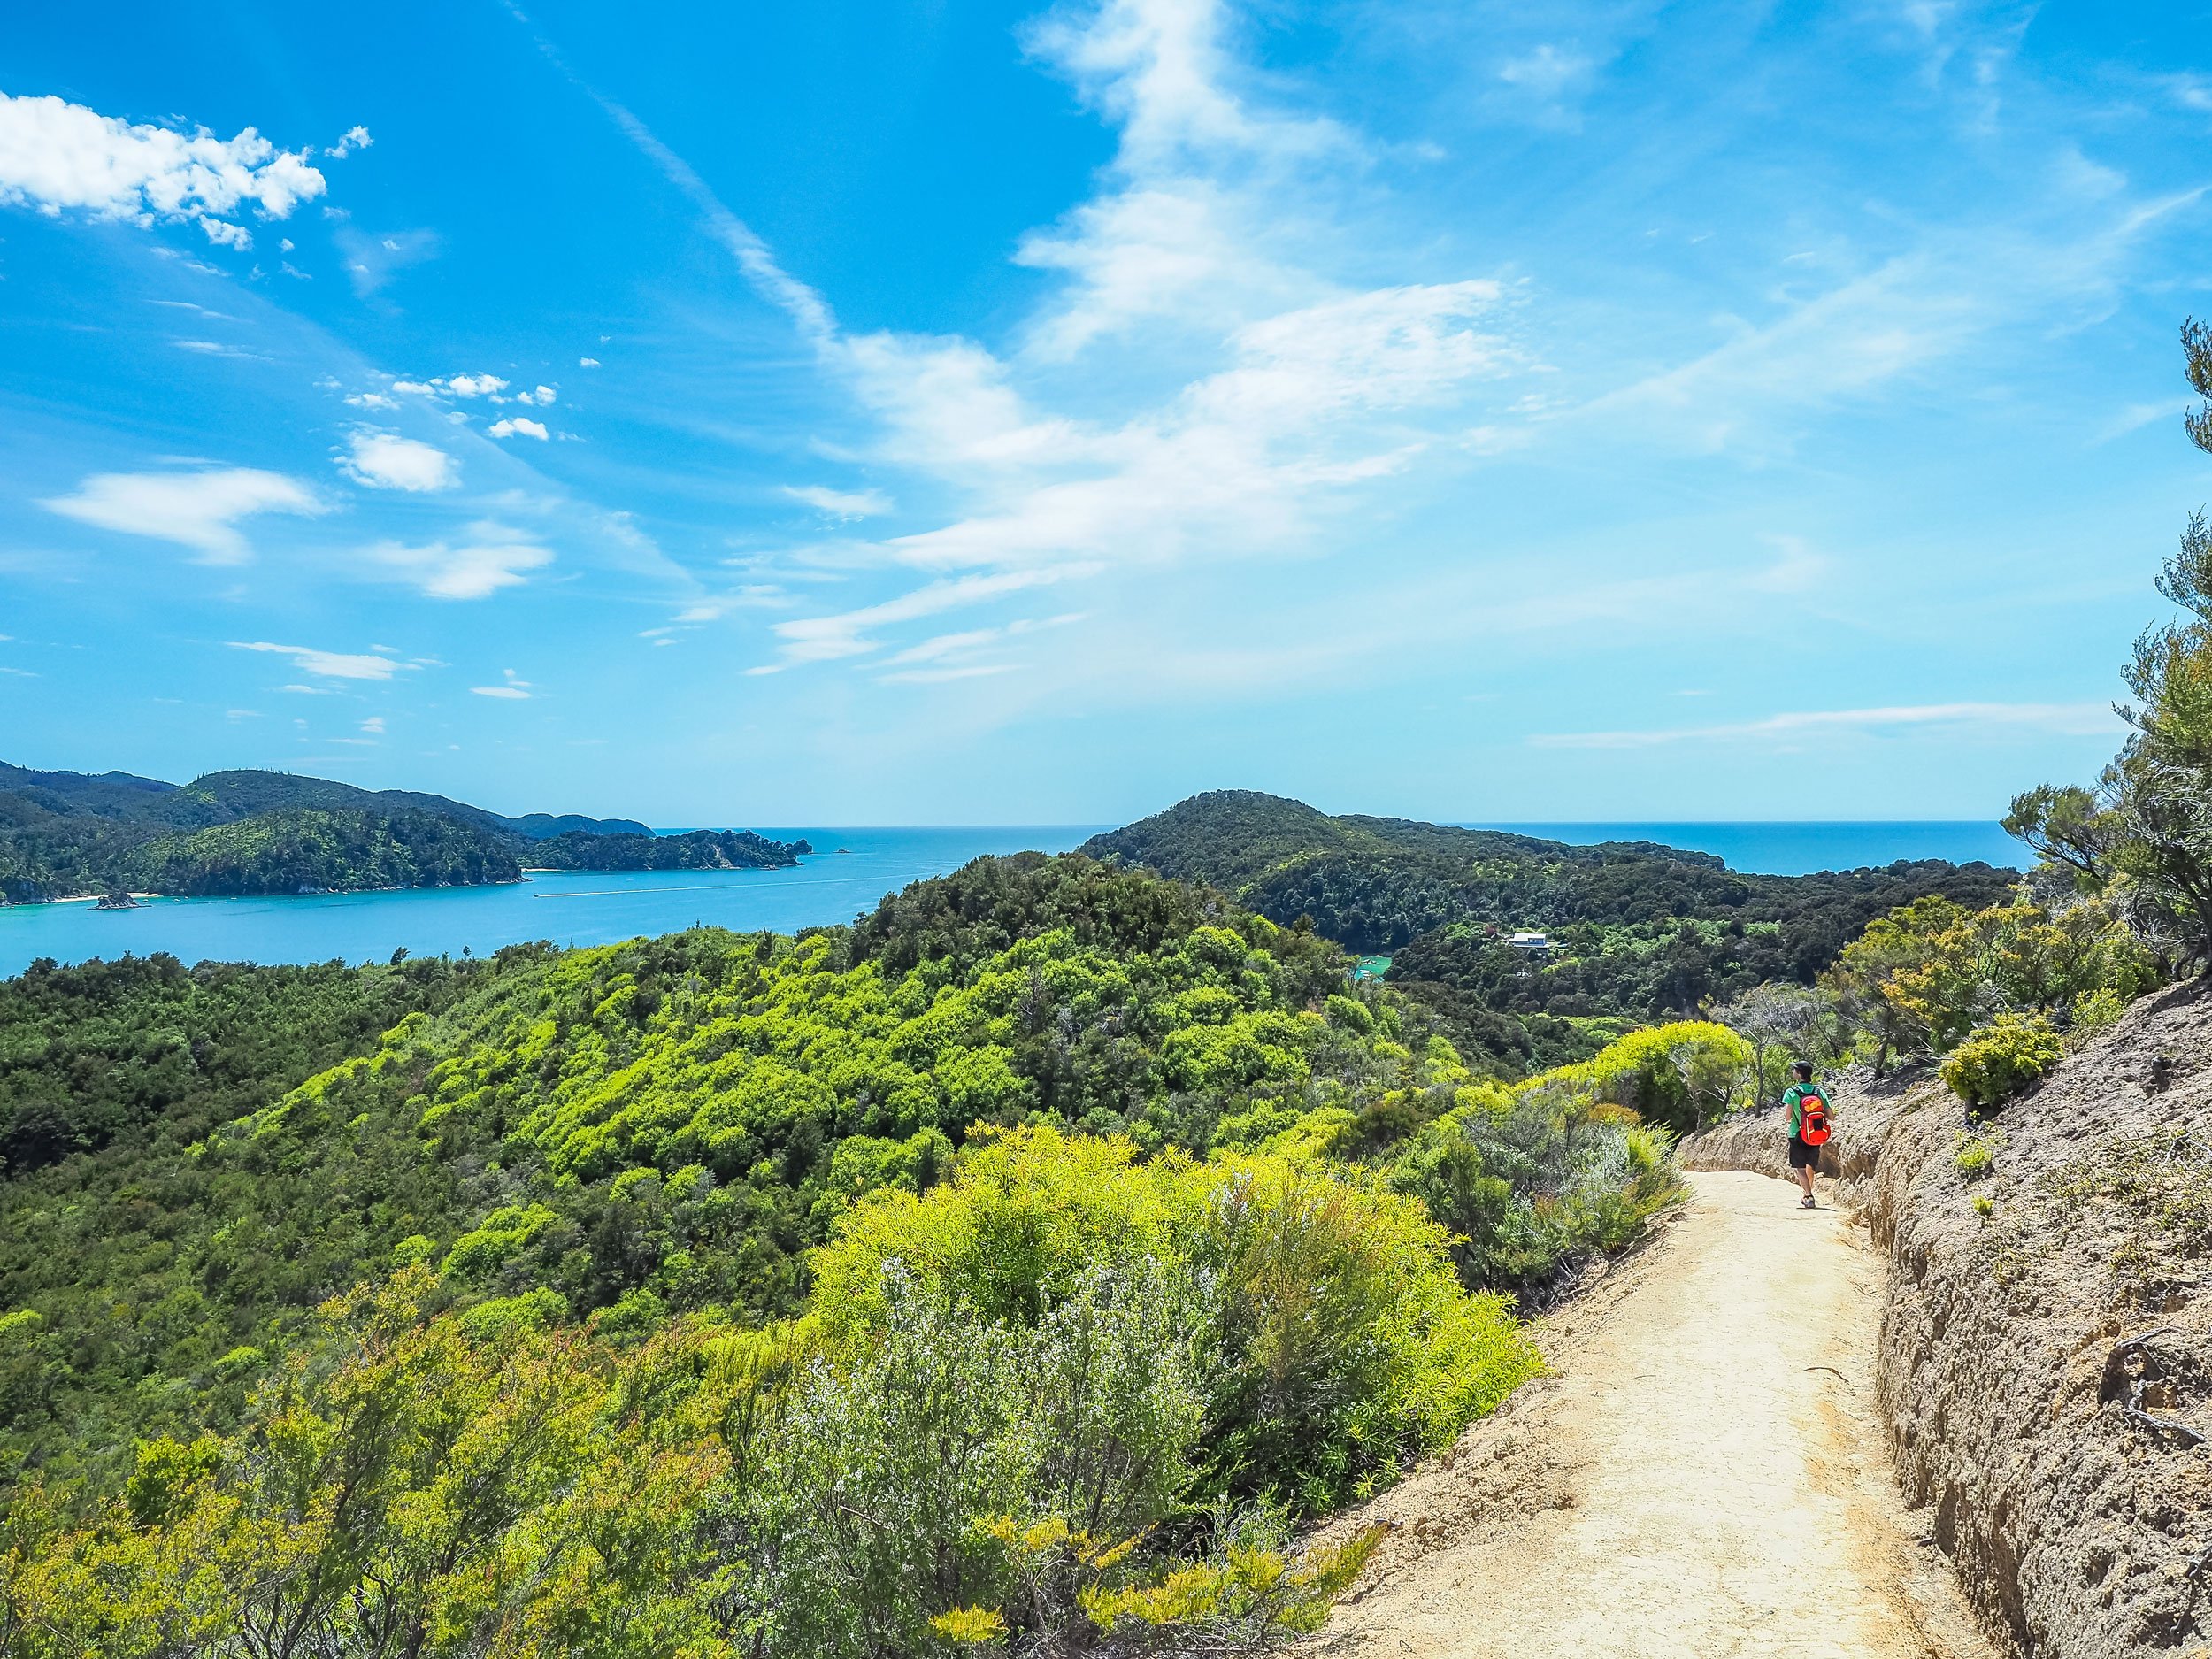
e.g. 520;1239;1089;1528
1083;790;2018;1069
0;762;806;902
0;852;1681;1503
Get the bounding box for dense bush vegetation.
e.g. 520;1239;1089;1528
1084;791;2014;1074
0;854;1685;1656
1821;895;2154;1074
124;807;523;895
2;1125;1521;1658
4;1159;1416;1659
524;826;810;871
0;762;794;902
0;950;495;1172
816;1125;1537;1514
0;856;1669;1508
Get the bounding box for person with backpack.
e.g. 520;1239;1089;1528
1781;1061;1832;1209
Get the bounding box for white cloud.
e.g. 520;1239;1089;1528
340;431;458;492
488;417;549;441
785;483;893;518
752;569;1080;672
230;641;412;681
345;390;399;411
886;627;1002;665
572;0;1525;673
579;356;601;367
360;715;386;734
362;523;551;600
326;125;373;158
0;91;330;249
1531;703;2124;749
42;466;321;563
200;216;252;250
389;372;509;400
472;669;534;699
516;384;557;406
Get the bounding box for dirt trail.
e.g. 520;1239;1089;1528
1313;1170;1997;1659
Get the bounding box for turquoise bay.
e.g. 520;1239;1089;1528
0;820;2021;980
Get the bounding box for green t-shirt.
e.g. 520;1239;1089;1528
1782;1081;1827;1139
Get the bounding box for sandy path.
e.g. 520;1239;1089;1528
1313;1170;1995;1659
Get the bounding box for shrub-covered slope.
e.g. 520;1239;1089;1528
0;854;1685;1497
1084;791;2016;1071
0;949;495;1173
0;853;1709;1657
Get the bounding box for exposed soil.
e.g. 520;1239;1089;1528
1863;990;2212;1658
1310;1170;1994;1659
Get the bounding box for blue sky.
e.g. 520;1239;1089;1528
1;0;2207;826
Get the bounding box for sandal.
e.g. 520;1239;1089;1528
1801;1195;1817;1209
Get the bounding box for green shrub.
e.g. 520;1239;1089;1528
1536;1021;1751;1134
748;1261;1208;1656
811;1125;1540;1514
1952;1130;2002;1181
1940;1014;2062;1107
2070;985;2128;1040
1388;1087;1679;1289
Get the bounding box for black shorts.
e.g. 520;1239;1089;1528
1787;1135;1824;1171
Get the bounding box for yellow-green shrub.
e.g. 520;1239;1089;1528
1519;1020;1749;1134
1940;1014;2063;1108
812;1125;1539;1511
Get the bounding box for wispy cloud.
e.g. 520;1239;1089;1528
786;484;893;518
750;569;1083;672
230;641;414;681
334;224;439;296
557;0;1525;669
42;467;322;563
472;669;534;699
1531;702;2124;749
362;523;553;599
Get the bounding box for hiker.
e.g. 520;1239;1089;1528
1781;1061;1832;1210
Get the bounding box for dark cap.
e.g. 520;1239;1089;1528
1791;1060;1814;1079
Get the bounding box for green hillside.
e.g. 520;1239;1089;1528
1083;791;2018;1071
0;762;798;902
0;854;1684;1491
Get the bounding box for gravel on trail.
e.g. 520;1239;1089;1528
1310;1169;1995;1659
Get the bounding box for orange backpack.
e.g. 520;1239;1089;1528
1797;1087;1832;1147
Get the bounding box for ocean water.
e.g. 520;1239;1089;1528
0;826;1107;981
1472;821;2023;877
0;820;2023;980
